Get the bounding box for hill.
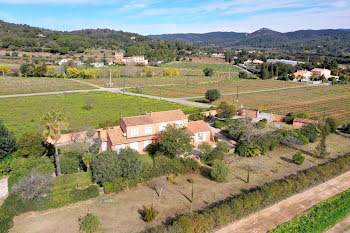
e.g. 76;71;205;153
149;28;350;52
0;20;197;61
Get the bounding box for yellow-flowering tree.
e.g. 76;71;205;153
45;66;57;78
66;67;80;78
162;68;172;76
0;65;11;76
171;69;179;76
112;69;120;78
80;69;96;79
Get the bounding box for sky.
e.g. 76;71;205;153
0;0;349;35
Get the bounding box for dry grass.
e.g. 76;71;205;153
217;84;350;123
126;79;307;98
0;76;96;95
10;132;350;233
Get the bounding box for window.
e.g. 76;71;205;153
159;123;167;131
131;128;139;137
101;141;107;151
175;121;183;128
144;140;152;150
196;132;206;142
145;126;152;135
130;142;139;151
116;144;124;153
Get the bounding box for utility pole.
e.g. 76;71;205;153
236;86;239;110
229;67;231;79
160;87;162;100
123;76;126;94
109;70;112;87
323;107;326;122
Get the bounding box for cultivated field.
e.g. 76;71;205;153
160;61;241;73
0;92;201;137
80;76;225;88
218;84;350;123
10;133;350;233
125;79;307;98
0;76;97;95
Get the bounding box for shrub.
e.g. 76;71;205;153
207;149;225;164
91;150;121;183
118;148;142;180
292;152;305;165
215;141;231;153
60;152;81;174
188;113;205;121
257;119;267;129
203;67;214;76
80;213;100;233
12;172;54;200
213;120;226;129
284;112;310;124
16;132;47;158
210;160;230;182
142;205;159;222
214;136;218;142
244;143;262;157
301;124;318;143
325;117;339;133
217;102;236;119
71;185;99;202
198;142;213;162
205;89;221;103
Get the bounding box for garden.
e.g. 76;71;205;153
4;109;350;233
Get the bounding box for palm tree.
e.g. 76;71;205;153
41;111;68;176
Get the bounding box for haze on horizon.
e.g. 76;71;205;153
0;0;349;35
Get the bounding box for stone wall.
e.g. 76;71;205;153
0;176;8;198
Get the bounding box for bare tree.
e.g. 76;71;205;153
149;178;167;197
13;173;54;200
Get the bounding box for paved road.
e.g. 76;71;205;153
216;170;350;233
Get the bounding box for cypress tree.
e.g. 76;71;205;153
0;120;17;160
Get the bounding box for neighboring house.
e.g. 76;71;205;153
100;110;214;154
112;52;148;65
91;62;104;68
293;118;318;127
244;59;263;66
58;58;73;66
293;70;313;82
311;68;331;78
212;53;225;59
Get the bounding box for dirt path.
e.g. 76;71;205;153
72;79;104;89
216;171;350;233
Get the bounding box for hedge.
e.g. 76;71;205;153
103;156;199;194
269;188;350;233
145;153;350;233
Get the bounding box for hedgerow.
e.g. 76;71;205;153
145;153;350;233
269;188;350;233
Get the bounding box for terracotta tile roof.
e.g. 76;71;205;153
187;121;211;136
147;109;187;123
107;127;154;145
121;115;153;127
294;70;312;76
293;118;318;124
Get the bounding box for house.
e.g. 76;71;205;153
112;52;148;65
211;53;225;59
311;68;331;78
244;59;263;66
293;118;318;127
293;70;313;82
58;58;73;66
90;62;104;68
99;110;214;153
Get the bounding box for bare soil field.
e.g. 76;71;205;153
126;79;307;98
0;76;97;95
190;57;228;64
217;84;350;124
10;133;350;233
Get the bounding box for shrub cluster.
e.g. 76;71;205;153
270;189;350;233
142;205;159;223
103;155;199;194
292;152;305;165
80;213;100;233
147;153;350;233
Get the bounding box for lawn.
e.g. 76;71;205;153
0;91;202;137
79;76;225;88
125;79;307;98
217;84;350;124
0;76;96;95
9;132;350;233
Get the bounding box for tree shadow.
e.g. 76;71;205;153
280;156;294;164
177;189;192;203
199;166;211;179
233;174;247;183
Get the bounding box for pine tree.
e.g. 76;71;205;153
314;131;329;158
0;120;17;160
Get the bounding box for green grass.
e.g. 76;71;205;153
140;154;153;165
0;91;202;137
269;188;350;233
0;76;96;95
